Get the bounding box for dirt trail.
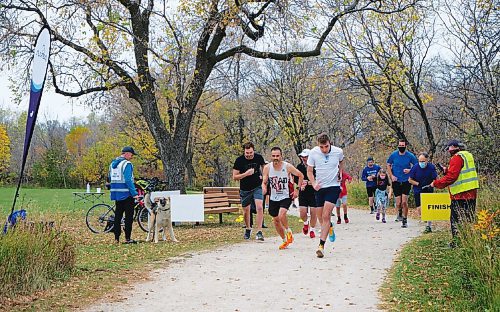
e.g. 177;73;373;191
88;208;421;311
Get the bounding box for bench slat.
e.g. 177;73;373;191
205;207;239;214
204;202;230;209
204;197;229;204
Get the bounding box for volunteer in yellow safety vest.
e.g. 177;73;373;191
431;140;479;247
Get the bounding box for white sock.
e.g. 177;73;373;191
303;221;308;225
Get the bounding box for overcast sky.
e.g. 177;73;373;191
0;74;89;122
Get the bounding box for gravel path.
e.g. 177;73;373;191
88;208;421;312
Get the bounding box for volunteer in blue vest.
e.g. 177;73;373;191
431;140;479;247
361;157;381;214
387;139;418;228
109;146;140;244
408;152;438;233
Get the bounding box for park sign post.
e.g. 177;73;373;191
421;193;451;221
11;26;52;215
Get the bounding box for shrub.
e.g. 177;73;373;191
0;223;75;298
455;187;500;310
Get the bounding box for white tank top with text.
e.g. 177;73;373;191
269;161;290;202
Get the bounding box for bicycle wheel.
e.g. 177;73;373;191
137;206;150;232
86;203;115;234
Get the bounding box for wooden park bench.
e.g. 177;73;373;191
203;191;240;223
203;187;241;206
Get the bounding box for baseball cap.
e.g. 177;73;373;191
367;156;374;161
446;139;462;148
121;146;137;155
298;149;310;157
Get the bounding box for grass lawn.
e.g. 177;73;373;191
0;187;303;311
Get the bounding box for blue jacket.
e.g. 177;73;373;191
361;164;381;187
109;157;138;201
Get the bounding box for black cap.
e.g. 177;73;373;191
367;156;374;161
121;146;137;155
446;139;461;148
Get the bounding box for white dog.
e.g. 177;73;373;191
144;193;178;243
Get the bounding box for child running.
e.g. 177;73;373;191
374;169;392;223
335;171;353;224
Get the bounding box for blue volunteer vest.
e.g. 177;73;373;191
109;159;134;200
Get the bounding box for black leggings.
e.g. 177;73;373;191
114;196;134;241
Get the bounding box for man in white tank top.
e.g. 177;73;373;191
307;133;344;258
262;147;304;250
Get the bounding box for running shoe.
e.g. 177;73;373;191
244;229;251;240
401;219;408;228
124;239;137;244
395;215;403;222
309;230;316;238
328;224;336;242
336;218;341;224
344;217;349;224
279;240;289;250
286;231;294;244
376;212;380;220
382;218;386;223
424;226;432;233
316;245;324;258
256;231;264;241
302;223;309;235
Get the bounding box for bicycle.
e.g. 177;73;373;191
85;177;168;234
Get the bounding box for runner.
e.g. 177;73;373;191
233;142;266;241
335;171;353;224
374;169;392;223
361;157;381;214
408;152;438;233
262;147;304;250
387;139;418;228
294;149;322;238
307;133;344;258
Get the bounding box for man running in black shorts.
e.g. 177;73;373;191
295;149;322;238
361;157;381;214
262;147;303;249
307;133;344;258
386;139;418;228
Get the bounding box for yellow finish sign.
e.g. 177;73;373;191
421;193;451;221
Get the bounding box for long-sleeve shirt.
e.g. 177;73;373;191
433;154;477;200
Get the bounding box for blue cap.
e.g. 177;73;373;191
367;156;374;161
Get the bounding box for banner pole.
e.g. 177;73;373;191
10;26;51;215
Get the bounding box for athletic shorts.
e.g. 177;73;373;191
414;189;434;207
299;193;318;208
392;181;411;197
268;198;292;217
315;186;341;207
240;186;263;207
336;195;347;207
366;186;376;197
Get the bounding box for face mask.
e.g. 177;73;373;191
449;149;459;156
398;146;406;153
419;162;427;168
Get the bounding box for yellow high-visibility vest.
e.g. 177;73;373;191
449;151;479;195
